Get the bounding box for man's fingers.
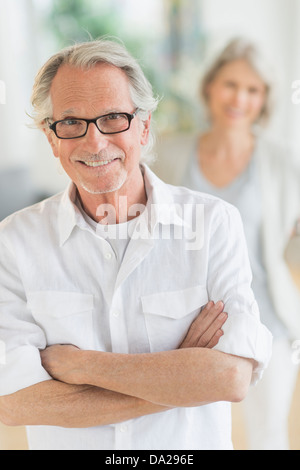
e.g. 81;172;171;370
205;329;224;349
179;301;228;349
196;311;227;347
200;300;224;320
189;300;224;334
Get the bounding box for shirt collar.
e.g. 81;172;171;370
58;182;87;246
57;164;186;246
142;164;188;231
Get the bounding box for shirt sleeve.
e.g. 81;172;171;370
207;202;273;385
0;234;52;396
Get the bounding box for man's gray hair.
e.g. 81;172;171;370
31;38;159;163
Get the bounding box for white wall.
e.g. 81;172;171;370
0;0;69;195
0;0;36;169
285;0;300;146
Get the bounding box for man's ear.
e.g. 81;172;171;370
43;124;59;158
140;113;151;146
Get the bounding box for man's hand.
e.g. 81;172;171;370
180;301;227;349
40;344;84;384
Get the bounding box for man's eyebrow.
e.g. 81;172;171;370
60;109;78;118
59;108;122;119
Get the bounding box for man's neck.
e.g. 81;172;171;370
76;171;147;225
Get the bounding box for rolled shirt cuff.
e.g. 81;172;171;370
214;312;273;386
0;345;52;396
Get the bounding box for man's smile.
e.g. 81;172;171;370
79;157;121;168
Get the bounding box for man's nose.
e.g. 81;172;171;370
83;122;109;151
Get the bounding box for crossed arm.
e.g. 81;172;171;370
0;301;254;428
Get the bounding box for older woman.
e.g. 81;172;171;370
153;38;300;450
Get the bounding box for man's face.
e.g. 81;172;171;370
46;63;150;197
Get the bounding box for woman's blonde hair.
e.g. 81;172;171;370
201;37;275;126
31;37;159;163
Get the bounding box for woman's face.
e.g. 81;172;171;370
205;59;267;130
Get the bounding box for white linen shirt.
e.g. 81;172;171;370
0;165;272;450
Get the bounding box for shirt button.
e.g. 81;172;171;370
120;425;128;433
105;252;112;260
112;311;120;318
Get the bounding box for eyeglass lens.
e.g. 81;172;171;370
55;113;130;138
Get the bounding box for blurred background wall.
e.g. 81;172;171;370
0;0;300;450
1;0;300;213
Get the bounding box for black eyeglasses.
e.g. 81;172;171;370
48;109;140;139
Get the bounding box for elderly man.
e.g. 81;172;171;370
0;39;272;450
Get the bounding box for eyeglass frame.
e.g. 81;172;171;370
48;108;140;140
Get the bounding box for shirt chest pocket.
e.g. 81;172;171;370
27;291;94;350
141;285;208;352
